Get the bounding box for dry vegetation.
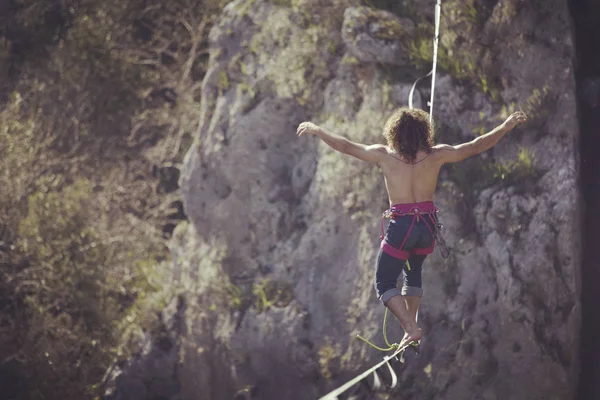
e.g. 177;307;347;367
0;0;227;399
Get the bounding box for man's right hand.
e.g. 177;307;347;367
503;111;528;129
296;122;321;137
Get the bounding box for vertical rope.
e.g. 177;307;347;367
428;0;442;123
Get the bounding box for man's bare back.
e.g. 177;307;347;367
378;147;445;206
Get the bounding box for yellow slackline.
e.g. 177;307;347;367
356;307;399;352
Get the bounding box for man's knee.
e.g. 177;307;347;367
379;287;402;305
401;285;423;298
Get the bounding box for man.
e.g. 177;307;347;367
296;108;527;348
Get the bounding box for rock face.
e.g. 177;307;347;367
117;0;583;399
342;6;416;66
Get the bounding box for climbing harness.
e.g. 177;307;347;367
434;223;451;259
318;2;445;398
379;204;450;261
379;205;439;261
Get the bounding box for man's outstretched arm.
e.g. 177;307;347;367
296;122;386;163
436;111;528;163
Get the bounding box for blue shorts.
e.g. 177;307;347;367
374;201;438;303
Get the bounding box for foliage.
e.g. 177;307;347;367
488;147;536;183
0;0;229;399
406;0;503;101
360;0;407;16
407;21;471;81
11;179;163;398
522;85;553;126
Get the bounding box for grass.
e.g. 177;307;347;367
488;147;536;183
406;1;505;102
522;84;553;124
217;70;230;93
407;23;470;81
472;111;488;136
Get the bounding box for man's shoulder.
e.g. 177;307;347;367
364;144;391;160
430;144;456;160
366;143;389;152
432;144;453;151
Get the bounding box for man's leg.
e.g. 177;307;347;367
375;250;422;343
400;254;427;345
405;295;420;322
385;294;422;343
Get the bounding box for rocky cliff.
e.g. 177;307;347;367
107;0;583;399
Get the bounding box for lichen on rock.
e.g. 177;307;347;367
342;6;416;66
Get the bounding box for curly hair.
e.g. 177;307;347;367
383;107;434;163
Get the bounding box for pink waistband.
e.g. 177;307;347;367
387;201;437;214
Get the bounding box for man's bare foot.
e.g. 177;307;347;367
400;326;422;348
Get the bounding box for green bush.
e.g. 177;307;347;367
0;1;232;398
6;177;164;398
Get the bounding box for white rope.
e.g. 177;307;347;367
408;70;432;109
317;344;411;400
429;0;442;123
408;0;442;124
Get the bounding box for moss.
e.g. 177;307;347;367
475;72;502;103
406;1;504;101
381;79;393;109
267;0;293;6
472;111;488;136
211;47;224;60
227;52;245;77
234;0;258;17
522;84;553;124
251;279;294;312
327;40;338;55
240;61;250;75
217;70;230;93
361;0;408;16
488;147;536;183
347;6;407;41
497;85;552;129
318;337;341;381
253;15;332;105
370;16;406;41
341;54;361;65
225;283;245;309
446;146;538;197
407;24;470;81
237;82;256;98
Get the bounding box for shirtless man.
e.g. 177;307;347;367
296;108;527;348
